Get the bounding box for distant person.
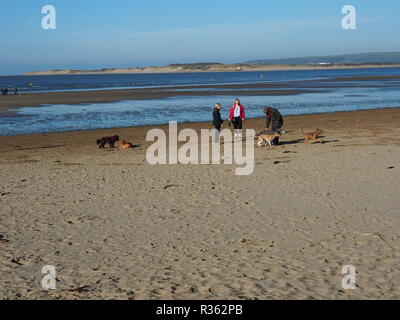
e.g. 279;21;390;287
14;88;18;95
212;103;223;143
4;88;8;95
228;98;246;140
1;88;5;95
264;106;284;145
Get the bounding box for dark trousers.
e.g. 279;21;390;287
232;117;242;130
272;121;283;145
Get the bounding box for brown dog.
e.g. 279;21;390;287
302;129;323;143
257;132;280;147
119;139;134;149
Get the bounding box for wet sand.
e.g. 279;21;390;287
0;87;318;112
1;107;400;299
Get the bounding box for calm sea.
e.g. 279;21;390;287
0;67;399;135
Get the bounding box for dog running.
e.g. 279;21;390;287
301;129;323;143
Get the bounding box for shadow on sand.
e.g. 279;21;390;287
280;136;339;146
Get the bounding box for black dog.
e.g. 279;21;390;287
97;135;119;149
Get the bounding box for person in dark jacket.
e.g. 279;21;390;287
264;106;284;145
212;103;223;143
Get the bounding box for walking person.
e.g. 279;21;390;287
264;106;284;145
228;98;246;141
212;103;223;143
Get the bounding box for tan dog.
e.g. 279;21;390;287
257;132;280;147
119;139;134;149
302;128;323;143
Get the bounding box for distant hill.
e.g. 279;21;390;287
246;52;400;65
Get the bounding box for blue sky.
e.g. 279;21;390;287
1;0;399;74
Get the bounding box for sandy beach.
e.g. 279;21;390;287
1;107;399;299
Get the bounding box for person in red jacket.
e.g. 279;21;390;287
228;98;246;140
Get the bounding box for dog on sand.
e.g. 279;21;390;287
301;129;323;143
257;132;280;147
118;139;134;149
96;135;119;149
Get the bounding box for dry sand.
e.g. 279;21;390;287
0;108;400;300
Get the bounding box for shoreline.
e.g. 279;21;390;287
1;106;399;141
1;106;400;138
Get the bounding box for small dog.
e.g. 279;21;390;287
97;135;119;149
302;129;323;143
257;132;280;147
119;139;134;149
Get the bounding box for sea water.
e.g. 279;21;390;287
0;68;399;135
